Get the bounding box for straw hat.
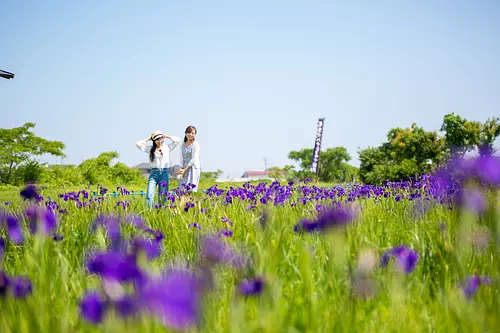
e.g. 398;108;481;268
150;130;165;141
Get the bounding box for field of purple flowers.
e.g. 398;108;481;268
1;154;499;333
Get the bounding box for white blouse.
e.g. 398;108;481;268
136;136;181;169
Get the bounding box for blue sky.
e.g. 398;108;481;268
2;0;499;178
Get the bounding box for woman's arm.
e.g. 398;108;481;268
136;137;152;153
164;135;181;151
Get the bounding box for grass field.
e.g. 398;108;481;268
0;165;499;332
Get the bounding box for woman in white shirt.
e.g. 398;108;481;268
178;126;201;192
136;130;180;209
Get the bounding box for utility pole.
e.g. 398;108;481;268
264;157;268;171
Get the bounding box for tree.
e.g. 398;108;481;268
287;146;358;183
266;166;287;180
0;123;66;184
387;123;445;168
200;170;223;182
358;146;388;184
478;117;500;156
440;113;481;157
358;124;445;184
78;151;119;185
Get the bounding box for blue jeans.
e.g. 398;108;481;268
146;168;169;210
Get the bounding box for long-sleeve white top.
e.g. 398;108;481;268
184;141;201;169
136;136;181;169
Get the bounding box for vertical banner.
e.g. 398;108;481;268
310;118;325;174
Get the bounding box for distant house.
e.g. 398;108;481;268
133;163;151;177
241;171;272;180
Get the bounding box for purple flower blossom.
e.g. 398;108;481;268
10;276;32;298
114;296;138;318
80;291;108;324
20;184;39;201
380;246;419;274
144;228;165;242
188;223;201;229
239;277;264;296
221;217;233;226
294;205;356;233
184;202;195;213
6;215;24;245
86;251;144;284
91;215;121;247
459;187;488;213
52;233;64;242
476;155;500;185
200;236;246;269
131;237;162;260
219;229;233;237
138;268;202;331
124;215;147;229
0;237;4;259
0;271;8;296
461;275;492;299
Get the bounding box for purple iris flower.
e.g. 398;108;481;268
144;229;165;242
293;205;356;233
0;237;4;259
184;202;195;213
138;268;202;331
475;155;500;185
221;217;233;226
124;215;147;229
20;184;39;201
200;236;246;269
10;276;33;298
239;277;264;296
86;251;144;284
459;187;488;213
131;237;162;260
188;223;201;230
380;246;419;274
461;275;492;299
80;291;108;324
91;215;121;247
52;233;64;241
114;295;138;318
6;215;24;245
219;229;233;237
0;271;8;296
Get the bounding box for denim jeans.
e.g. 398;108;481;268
146;168;169;210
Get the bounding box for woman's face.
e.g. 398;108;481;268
154;137;164;145
186;130;196;141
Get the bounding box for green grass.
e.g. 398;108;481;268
0;183;499;333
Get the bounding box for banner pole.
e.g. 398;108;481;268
310;118;325;184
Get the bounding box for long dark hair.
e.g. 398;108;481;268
184;126;197;143
149;140;158;162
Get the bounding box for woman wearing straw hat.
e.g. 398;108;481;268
136;130;181;209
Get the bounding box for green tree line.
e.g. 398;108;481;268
1;113;499;187
269;113;500;184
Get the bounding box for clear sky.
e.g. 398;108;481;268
2;0;499;178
